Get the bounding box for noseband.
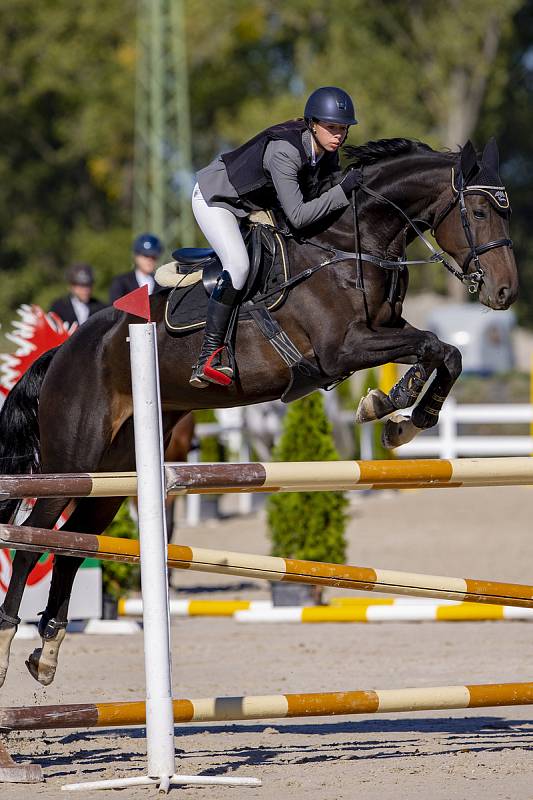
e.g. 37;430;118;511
431;168;513;293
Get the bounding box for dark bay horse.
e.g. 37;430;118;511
0;137;517;687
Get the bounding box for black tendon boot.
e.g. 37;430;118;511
190;270;239;388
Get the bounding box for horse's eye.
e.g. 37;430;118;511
473;209;487;220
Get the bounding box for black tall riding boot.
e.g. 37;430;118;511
189;270;239;389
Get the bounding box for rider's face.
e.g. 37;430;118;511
313;120;348;153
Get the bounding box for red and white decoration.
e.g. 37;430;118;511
0;306;101;621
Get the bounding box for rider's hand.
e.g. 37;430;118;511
340;170;360;198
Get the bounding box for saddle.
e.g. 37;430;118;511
161;211;289;334
157;211;339;403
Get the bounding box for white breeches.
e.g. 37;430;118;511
191;183;250;290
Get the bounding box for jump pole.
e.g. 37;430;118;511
3;525;533;609
3;681;533;731
3;457;533;498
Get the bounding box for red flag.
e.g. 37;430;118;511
113;285;151;322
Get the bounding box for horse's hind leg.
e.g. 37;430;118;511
26;496;124;686
0;497;69;688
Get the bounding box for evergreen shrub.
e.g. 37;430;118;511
101;501;139;600
266;392;348;564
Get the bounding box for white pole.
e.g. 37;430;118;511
441;398;457;460
64;320;259;792
238;425;253;516
129;323;175;782
360;423;374;461
185;448;201;526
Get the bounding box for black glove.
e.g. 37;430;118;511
340;170;360;198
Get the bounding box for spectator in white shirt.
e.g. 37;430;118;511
109;233;163;303
49;263;106;326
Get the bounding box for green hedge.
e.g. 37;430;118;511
266;392;347;564
101;501;139;600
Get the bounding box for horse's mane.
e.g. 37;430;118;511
343;137;435;167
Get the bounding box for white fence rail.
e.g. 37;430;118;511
183;401;533;524
397;400;533;459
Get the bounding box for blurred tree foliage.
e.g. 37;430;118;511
483;3;533;327
0;0;136;313
0;0;531;327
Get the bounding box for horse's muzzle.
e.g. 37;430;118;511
480;281;517;310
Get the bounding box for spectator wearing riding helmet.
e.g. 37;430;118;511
49;263;106;326
190;86;359;389
109;233;163;304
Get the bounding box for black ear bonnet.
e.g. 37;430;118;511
453;137;510;214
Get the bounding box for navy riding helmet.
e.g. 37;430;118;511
304;86;358;127
133;232;163;257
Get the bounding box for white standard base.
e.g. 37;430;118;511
62;772;261;792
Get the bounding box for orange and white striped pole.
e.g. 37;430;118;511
2;525;533;609
3;681;533;731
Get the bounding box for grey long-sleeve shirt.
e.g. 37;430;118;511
196;134;348;228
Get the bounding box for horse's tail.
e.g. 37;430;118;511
0;347;58;522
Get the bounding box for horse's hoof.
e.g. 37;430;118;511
0;626;17;688
25;627;66;686
382;414;421;449
25;652;56;686
355;389;395;424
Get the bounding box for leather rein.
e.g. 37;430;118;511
251;164;513;307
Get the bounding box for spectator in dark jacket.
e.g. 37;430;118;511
109;233;163;303
49;263;106;326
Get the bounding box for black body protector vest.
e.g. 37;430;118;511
221;119;341;213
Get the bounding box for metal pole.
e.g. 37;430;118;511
170;0;193;245
149;0;164;235
130;323;175;781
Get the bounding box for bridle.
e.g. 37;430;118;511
336;165;514;294
246;158;514;307
429;167;513;292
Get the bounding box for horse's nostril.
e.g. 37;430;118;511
497;286;510;305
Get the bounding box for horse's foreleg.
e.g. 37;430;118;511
381;342;462;449
351;325;446;426
410;342;462;429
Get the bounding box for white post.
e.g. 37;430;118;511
360;423;374;461
63;321;259;793
185;448;201;527
440;398;457;459
238;434;253;516
130;323;175;782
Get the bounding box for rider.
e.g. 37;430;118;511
190;86;360;388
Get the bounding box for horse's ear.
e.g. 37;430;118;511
481;136;500;175
460;140;479;182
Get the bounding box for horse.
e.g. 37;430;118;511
0;136;517;687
